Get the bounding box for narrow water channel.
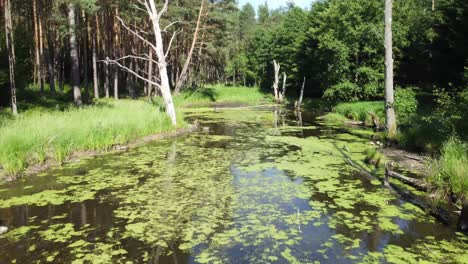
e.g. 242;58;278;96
1;108;467;263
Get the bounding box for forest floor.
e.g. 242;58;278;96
0;85;273;181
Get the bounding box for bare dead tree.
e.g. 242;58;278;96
105;0;177;125
281;72;287;103
272;60;280;103
295;77;306;110
174;0;205;94
384;0;397;138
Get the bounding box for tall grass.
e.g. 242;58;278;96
0;100;181;175
333;101;385;125
429;137;468;201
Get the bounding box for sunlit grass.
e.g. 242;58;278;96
429;137;468;202
333;101;385;125
0;99;182;175
172;84;273;107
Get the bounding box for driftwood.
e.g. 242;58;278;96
367;111;381;130
345;158;453;225
404;155;423;162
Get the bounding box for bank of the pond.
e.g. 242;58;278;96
0;100;184;178
325;107;468;223
0;85;272;179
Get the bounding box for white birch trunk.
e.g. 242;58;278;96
148;0;177;125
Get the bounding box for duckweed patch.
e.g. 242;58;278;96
1;108;467;263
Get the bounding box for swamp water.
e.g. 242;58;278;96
0;108;467;264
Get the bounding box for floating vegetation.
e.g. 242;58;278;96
1;108;467;263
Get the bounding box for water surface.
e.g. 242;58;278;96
1;108;467;263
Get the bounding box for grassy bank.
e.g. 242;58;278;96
429;138;468;202
330;100;468;203
0;100;181;175
333;101;385;125
171;84;273;107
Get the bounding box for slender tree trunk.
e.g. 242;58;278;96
113;67;119;99
32;0;40;88
92;16;99;99
102;12;109;98
147;48;154;100
67;3;82;106
384;0;397;138
46;27;56;94
38;12;45;93
83;12;89;96
59;46;64;92
273;60;280;103
5;0;17;114
113;8;120;100
174;0;205;94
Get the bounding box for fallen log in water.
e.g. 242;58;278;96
345;158;453;225
387;170;431;192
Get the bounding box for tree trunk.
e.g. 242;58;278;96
5;0;17;114
272;60;280;103
46;27;56;94
113;7;119;100
67;3;82;106
92;16;99;99
38;12;45;93
281;72;287;102
32;0;41;90
147;48;154;100
296;77;306;109
384;0;397;138
83;12;89;96
149;1;177;125
174;0;205;94
113;67;119;99
102;13;109;98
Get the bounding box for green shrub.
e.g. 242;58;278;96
324;81;361;103
395;87;418;126
364;148;384;168
429;137;468;202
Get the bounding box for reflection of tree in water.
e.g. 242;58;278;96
113;137;236;262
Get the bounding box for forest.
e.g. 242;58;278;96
0;0;468;263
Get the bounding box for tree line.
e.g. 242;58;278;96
0;0;243;122
1;0;467;129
